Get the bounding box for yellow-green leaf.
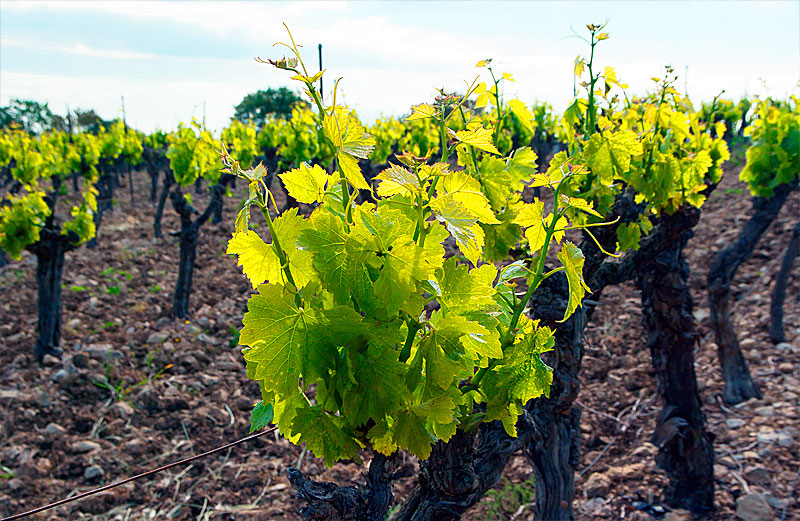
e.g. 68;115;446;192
557;241;590;321
406;103;437;121
278;163;330;204
455;126;500;155
227;230;281;289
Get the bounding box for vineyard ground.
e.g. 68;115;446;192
0;164;797;521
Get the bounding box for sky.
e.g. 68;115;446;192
1;1;798;134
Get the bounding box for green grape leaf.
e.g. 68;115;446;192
227;230;280;289
323;107;376;160
406;103;437;121
435;258;497;315
342;341;410;426
393;396;456;459
430;196;484;265
375;163;421;197
507;99;536;133
240;284;330;395
455;126;501;155
250;400;274;432
278;163;330;204
292;406;363;466
557;241;590;321
297;211;350;302
505;147;539;181
338;152;370;190
439;171;500;224
227;208;315;289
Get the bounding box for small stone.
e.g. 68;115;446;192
110;401;135;417
37;392;53;408
155;317;170;326
735;493;775;521
235;396;253;412
72;441;101;454
726;418;746;429
89;296;99;308
777;431;794;448
581;497;605;513
740;338;758;349
631;443;656;457
743;450;760;460
719;456;738;469
754;406;774;417
146;332;169;344
197;333;219;346
665;509;693;521
692;308;710;322
42;354;60;367
85;344;114;360
196;317;211;328
776;342;798;353
125;326;135;336
83;465;104;482
606;463;646;481
744;466;771;486
583;472;610;498
44;423;65;435
778;363;794;374
763;493;789;510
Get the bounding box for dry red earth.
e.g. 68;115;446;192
0;160;798;520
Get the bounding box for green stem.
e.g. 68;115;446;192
259;204;301;306
585;34;598;137
465;182;567;392
399;319;421;364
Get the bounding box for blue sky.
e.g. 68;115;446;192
1;1;798;133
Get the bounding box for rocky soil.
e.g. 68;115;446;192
0;162;797;521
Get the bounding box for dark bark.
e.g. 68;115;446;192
27;222;79;362
0;249;8;268
212;173;236;225
769;220;800;343
154;170;175;239
707;182;795;403
635;207;715;514
149;166;159;203
287;453;394;521
127;162;135;206
87;161;115;249
169;184;223;318
525;273;584;521
393;411;536;521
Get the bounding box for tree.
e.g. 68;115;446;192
232;87;303;127
0;99;55;135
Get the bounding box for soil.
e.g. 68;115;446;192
0;160;798;521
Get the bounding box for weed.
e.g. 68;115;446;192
482;476;537;520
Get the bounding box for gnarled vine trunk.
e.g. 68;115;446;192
169;184;223;318
28;224;79;362
87;160;115;249
770;219;800;343
212;173;236;225
707;182;795;404
635;207;714;514
154;170;175;239
287;453;394;521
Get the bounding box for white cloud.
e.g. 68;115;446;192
1;37;156;60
